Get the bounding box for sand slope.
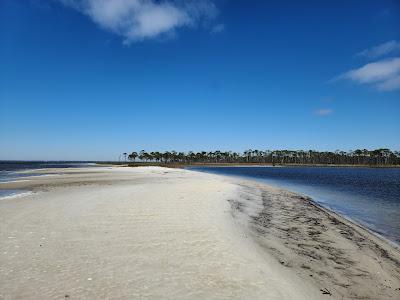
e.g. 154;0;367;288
229;181;400;299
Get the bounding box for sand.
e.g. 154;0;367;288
0;166;399;299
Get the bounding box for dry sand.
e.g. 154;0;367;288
0;166;399;299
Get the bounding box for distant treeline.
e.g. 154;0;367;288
124;149;400;166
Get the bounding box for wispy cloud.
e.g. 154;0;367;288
314;109;333;116
357;40;400;58
376;75;400;91
210;23;225;34
57;0;220;44
339;57;400;91
333;40;400;91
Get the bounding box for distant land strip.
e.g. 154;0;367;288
120;148;400;167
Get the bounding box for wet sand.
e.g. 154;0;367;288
0;166;399;299
230;181;400;299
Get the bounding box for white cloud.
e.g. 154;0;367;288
357;40;400;58
314;109;333;116
376;75;400;91
57;0;220;44
338;57;400;91
342;57;400;83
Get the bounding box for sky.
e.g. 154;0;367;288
1;0;400;161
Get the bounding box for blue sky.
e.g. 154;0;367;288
1;0;399;161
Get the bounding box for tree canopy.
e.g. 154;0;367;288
127;149;400;166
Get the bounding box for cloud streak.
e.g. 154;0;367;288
210;23;225;34
357;40;400;58
314;109;333;116
339;57;400;91
58;0;219;44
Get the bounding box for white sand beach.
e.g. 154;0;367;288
0;166;399;299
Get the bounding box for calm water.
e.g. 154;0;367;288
0;161;96;198
189;166;400;244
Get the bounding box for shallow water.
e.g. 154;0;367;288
0;161;96;198
189;166;400;244
0;189;27;199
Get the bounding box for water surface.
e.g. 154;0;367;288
0;161;97;198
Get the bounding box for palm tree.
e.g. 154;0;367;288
162;151;171;163
244;149;252;162
153;151;162;162
139;150;148;162
128;152;138;162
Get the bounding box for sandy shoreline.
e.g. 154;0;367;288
0;166;399;299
